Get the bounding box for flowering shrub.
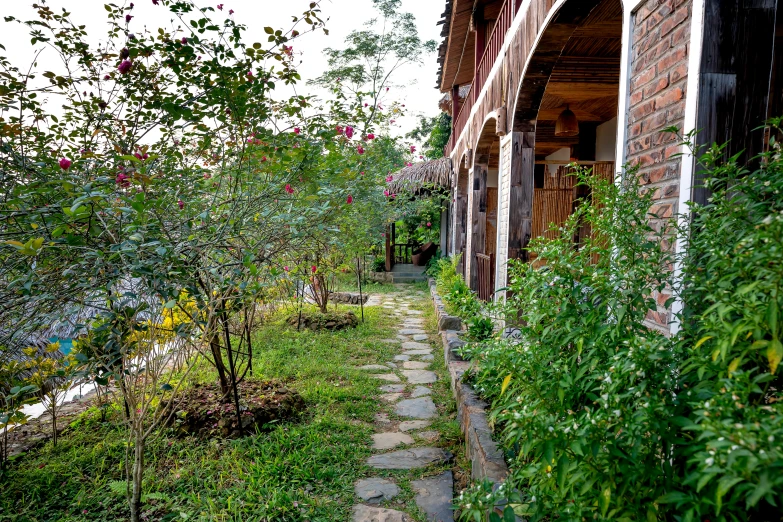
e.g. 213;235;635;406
459;140;783;520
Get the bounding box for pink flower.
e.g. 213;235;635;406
346;194;353;204
116;172;130;186
427;222;431;227
367;133;375;140
178;199;184;209
217;4;224;10
390;119;395;124
152;0;159;4
126;14;133;22
229;9;234;14
386;87;389;91
419;155;423;159
345;126;354;139
133;152;149;161
285;184;294;194
357;146;365;155
118;60;132;74
390;193;396;199
383;189;390;197
360;171;365;176
311;265;317;273
406;162;412;167
293;127;300;135
410;145;416;153
247;71;254;81
261;156;267;162
364;103;368;107
385;175;393;182
381;233;385;237
292;30;299;37
335;125;343;135
284;266;290;272
58;158;72;170
181;37;188;44
104;74;110;80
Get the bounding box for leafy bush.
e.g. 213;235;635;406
664;134;783;519
460;137;783;521
466;317;494;342
434;254;483;319
460;168;679;521
371;257;386;272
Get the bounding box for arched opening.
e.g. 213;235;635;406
507;0;622;269
469;118;500;300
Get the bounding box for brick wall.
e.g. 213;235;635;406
626;0;692;332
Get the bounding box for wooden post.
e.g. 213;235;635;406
507;132;535;262
470;162;488;290
384;224;392;272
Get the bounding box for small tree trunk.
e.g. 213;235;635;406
129;436;144;522
209;331;230;396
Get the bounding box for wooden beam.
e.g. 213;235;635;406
470;163;488;290
507;132;535;263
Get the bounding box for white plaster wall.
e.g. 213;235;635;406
495;137;512;302
545;148;571;175
487;168;499;188
596;117;618;161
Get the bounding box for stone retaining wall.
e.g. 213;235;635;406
428;279;508;485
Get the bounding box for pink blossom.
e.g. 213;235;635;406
311;265;317;273
152;0;159;4
181;37;188;44
383;189;390;197
427;222;431;227
284;266;290;272
261;156;267;162
217;4;224;10
390;193;396;199
357;146;365;155
118;60;132;74
345;126;354;139
229;9;234;14
58;158;72;170
381;233;385;237
364;103;368;107
346;194;353;204
104;74;110;80
367;133;375;140
293;127;300;134
385;175;393;182
178;200;184;209
410;145;416;153
126;15;133;23
292;30;299;37
285;184;294;194
133;152;149;161
390;120;396;124
360;171;365;176
419;155;423;159
386;87;389;91
116;172;130;186
406;162;412;167
335;125;344;135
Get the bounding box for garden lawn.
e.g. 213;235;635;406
0;284;459;522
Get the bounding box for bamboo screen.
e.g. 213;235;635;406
529;162;615;264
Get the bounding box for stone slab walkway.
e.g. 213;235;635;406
352;287;456;522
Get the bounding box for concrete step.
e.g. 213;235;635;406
393;276;427;283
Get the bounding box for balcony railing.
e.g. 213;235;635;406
446;0;517;158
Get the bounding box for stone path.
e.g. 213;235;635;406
352;288;455;522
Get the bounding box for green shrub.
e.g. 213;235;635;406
665;134;783;519
370;257;386;272
460;167;679;521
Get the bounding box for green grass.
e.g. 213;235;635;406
0;288;461;522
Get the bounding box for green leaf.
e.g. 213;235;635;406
503;506;515;522
767;339;783;374
489;513;501;522
501;374;512;395
599;486;611;517
716;476;743;512
164;300;177;309
695;336;712;349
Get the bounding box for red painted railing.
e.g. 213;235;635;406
446;0;517;158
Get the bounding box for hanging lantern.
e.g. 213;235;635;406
555;105;579;137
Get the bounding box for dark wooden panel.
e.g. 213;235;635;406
508;132;535;262
470;164;488;290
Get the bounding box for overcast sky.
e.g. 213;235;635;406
1;0;445;141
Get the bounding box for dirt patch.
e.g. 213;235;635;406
286;310;359;331
170;380;304;438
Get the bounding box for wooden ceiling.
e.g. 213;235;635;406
437;0;506;91
536;0;623;158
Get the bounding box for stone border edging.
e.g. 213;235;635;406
427;278;509;485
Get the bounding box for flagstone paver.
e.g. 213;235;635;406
412;472;454;522
395;397;437;418
353;504;408;522
372;431;414;450
367;447;451;469
352;288;455;520
398;420;430;432
401;341;430;350
410;385;432;397
402;361;430;370
400;370;437;384
355;478;401;505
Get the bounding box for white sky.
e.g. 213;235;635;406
0;0;445;142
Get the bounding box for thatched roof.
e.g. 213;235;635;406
438;84;472;113
387;157;452;195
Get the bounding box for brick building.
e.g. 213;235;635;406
433;0;780;333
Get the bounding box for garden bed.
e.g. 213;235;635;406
286;310;359;331
170;380;305;438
